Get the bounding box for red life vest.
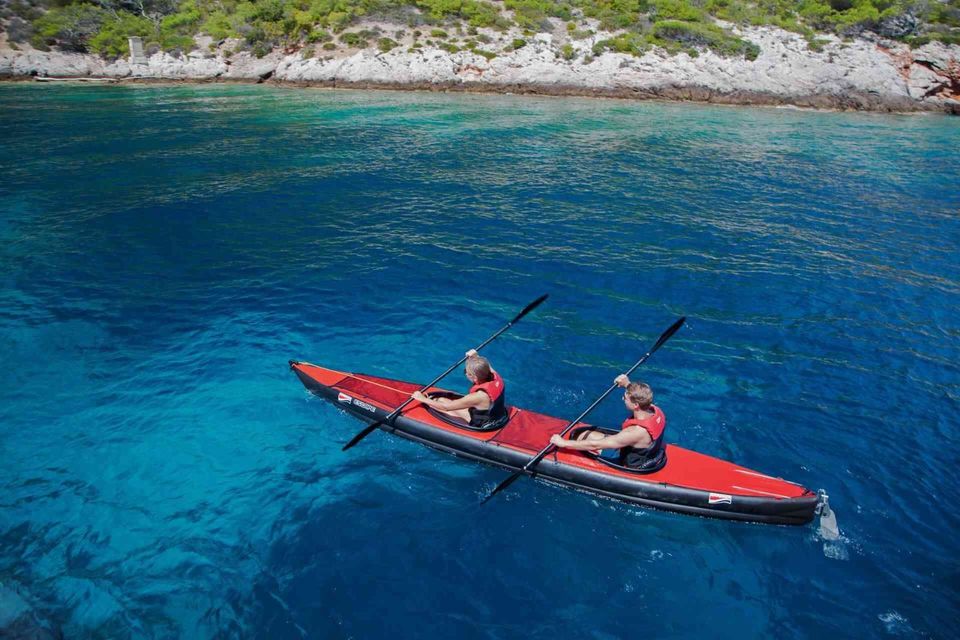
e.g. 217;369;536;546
470;370;505;404
468;370;507;428
621;404;665;440
619;404;667;471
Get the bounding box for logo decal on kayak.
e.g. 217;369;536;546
708;493;732;505
336;392;375;413
352;399;376;412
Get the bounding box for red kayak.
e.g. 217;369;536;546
290;361;820;525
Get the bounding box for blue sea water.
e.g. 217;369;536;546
1;84;958;639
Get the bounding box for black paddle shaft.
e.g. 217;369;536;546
341;294;549;451
481;316;686;504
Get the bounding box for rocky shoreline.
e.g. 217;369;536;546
2;25;959;113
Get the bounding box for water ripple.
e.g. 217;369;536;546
1;84;958;640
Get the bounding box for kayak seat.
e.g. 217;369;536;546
568;426;668;474
424;391;514;432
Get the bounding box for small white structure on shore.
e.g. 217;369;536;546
128;37;147;65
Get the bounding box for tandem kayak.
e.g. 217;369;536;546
290;361;821;525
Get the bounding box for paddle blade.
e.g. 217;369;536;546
510;293;549;325
652;316;686;352
481;469;524;504
342;420;383;451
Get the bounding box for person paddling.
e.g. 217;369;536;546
412;350;509;429
549;374;666;471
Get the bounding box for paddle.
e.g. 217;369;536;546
481;316;686;504
341;294;549;452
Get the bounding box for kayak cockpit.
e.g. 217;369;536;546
568;426;668;474
423;391;516;432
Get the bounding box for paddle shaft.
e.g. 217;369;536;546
522;351;658;472
341;294;548;451
482;316;685;502
381;320;524;427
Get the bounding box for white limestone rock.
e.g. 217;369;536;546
2;23;958;111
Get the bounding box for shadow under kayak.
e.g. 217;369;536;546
290;361;819;525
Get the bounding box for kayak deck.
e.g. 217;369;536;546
292;361;818;524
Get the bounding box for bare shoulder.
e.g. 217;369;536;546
463;390;487;404
621;425;650;443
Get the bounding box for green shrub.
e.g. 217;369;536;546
593;31;648;55
827;2;880;33
577;0;647;31
160;1;201;34
512;37;527;48
504;0;572;30
462;0;501;27
340;31;368;47
162;34;196;52
307;29;333;43
416;0;461;20
158;0;202;52
378;36;399;51
928;0;960;29
245;24;268;46
10;0;43;22
253;0;285;23
651;0;706;21
200;11;234;40
906;31;960;47
652;19;761;59
32;3;107;52
560;42;576;59
473;47;497;58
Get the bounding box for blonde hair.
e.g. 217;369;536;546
465;355;493;382
625;382;653;409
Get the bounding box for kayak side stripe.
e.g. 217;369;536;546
730;485;793;499
733;468;803;486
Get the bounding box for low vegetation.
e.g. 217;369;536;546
0;0;957;61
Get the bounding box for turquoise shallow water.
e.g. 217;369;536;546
0;84;958;639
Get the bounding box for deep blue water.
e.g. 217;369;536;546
1;84;958;639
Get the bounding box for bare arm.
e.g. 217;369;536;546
550;427;650;451
412;391;489;411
